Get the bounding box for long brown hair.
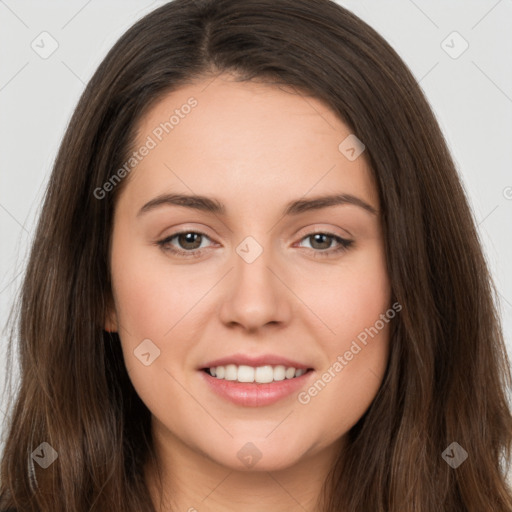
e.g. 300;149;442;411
1;0;511;510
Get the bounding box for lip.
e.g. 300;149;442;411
200;368;315;407
199;353;313;371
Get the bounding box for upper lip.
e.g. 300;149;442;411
200;353;313;370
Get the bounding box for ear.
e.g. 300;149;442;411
104;292;118;333
104;308;118;333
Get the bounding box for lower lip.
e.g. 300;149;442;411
200;369;314;407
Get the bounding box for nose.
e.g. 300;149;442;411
218;241;292;332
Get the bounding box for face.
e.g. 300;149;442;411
106;73;392;472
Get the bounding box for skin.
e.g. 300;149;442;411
106;73;392;512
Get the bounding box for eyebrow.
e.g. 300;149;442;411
137;192;379;218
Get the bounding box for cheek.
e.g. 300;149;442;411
112;267;170;341
110;235;195;340
109;234;211;383
297;242;391;343
296;310;392;447
294;244;391;428
109;242;195;417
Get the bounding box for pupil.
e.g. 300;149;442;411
181;233;200;249
313;234;330;249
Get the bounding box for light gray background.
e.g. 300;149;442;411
1;0;511;476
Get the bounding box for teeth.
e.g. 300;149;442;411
238;365;256;382
225;364;237;381
285;367;295;379
207;364;308;383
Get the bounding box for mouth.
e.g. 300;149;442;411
199;363;316;407
202;364;314;384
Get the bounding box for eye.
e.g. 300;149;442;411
295;231;354;257
157;230;214;258
156;230;354;258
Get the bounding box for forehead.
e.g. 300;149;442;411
123;74;378;214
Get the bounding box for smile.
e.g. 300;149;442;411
200;365;315;407
204;364;309;383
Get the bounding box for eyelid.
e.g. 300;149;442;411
293;224;353;240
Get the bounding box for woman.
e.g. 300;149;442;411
1;0;511;510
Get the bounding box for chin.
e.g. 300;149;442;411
201;437;312;473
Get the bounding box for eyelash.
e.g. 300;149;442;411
156;230;354;259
